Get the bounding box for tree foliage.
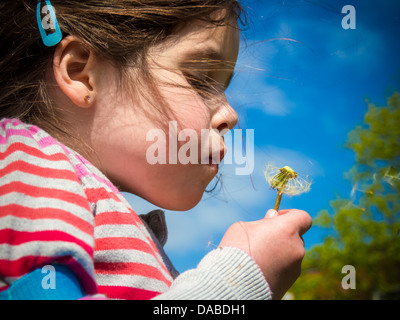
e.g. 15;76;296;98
289;92;400;299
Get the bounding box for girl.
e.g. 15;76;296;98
0;0;312;300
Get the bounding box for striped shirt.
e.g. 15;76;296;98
0;118;271;300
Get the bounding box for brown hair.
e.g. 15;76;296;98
0;0;245;147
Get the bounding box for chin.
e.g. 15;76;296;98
148;188;205;212
162;194;203;211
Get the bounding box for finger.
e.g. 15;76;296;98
280;209;313;235
294;210;313;235
264;209;278;218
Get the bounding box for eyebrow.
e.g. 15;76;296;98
183;47;226;63
181;48;236;89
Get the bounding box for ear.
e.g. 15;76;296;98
52;35;97;108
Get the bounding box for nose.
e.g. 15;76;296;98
212;101;238;133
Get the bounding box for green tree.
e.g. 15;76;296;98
290;92;400;299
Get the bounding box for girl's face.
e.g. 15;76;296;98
91;20;239;210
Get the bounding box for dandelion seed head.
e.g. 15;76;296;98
264;164;311;196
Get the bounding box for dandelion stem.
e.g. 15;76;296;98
270;166;294;211
274;192;283;211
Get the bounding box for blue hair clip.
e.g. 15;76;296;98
36;0;62;47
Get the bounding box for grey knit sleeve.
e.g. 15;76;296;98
153;247;272;300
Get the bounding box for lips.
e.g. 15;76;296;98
208;148;226;165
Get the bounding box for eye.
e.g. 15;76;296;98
184;71;224;99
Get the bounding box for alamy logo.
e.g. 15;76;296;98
146;121;254;175
40;5;56;31
342;5;356;30
41;265;56;290
341;265;356;290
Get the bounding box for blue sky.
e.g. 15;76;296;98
124;0;400;273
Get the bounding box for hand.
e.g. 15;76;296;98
218;208;312;299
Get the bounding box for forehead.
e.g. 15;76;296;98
149;20;240;66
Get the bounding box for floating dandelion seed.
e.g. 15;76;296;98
264;164;311;211
383;166;399;187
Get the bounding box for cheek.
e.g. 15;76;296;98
157;85;212;130
90;104;157;188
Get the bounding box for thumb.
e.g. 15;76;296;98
264;209;278;218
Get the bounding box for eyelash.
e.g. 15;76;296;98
185;72;225;99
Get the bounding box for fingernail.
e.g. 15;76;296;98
266;209;278;218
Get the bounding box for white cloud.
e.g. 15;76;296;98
226;36;303;117
163;200;243;255
256;86;294;116
259;145;324;178
227;75;294;116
